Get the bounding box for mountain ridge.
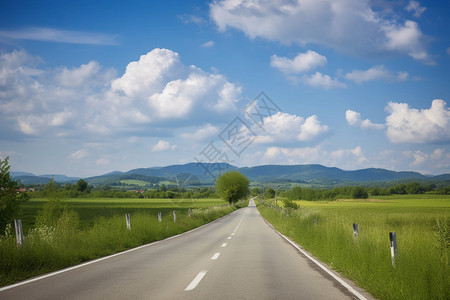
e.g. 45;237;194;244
12;163;450;186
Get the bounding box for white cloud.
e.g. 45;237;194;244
410;148;450;168
302;72;346;89
210;0;432;63
405;1;426;18
346;110;384;130
255;112;329;144
181;124;220;141
54;61;115;88
385;99;450;143
201;41;214;48
345;65;408;84
0;27;117;45
383;20;433;65
297;115;329;141
152;140;176;152
270;51;327;74
111;49;184;98
111;48;241;120
0;48;241;138
70;149;89;159
179;14;204;24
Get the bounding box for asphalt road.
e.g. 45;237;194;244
1;200;367;299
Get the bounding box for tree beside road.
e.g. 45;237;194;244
215;171;249;204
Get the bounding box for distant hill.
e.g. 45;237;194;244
12;163;449;187
39;174;81;183
86;173;165;186
237;165;425;182
13;175;52;185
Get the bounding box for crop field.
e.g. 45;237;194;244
258;195;449;300
18;197;228;232
1;197;236;286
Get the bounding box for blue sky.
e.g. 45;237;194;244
0;0;449;177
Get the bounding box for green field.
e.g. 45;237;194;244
258;195;449;300
18;197;227;232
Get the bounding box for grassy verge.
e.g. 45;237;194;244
0;198;245;286
257;195;449;300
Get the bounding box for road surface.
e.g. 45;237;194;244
0;200;368;299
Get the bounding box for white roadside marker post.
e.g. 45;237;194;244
173;210;176;223
158;212;162;222
14;219;24;247
126;214;131;230
353;223;359;237
389;232;397;267
188;208;191;217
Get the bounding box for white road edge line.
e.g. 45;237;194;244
267;222;368;300
0;208;244;292
185;270;208;291
211;253;220;260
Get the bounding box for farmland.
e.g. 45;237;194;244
17;197;227;232
257;195;449;300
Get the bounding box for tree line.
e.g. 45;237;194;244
277;182;449;201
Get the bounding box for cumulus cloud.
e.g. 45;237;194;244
152;140;176;151
301;72;346;89
385;99;450;143
409;148;450;171
0;48;241;138
55;61;115;88
345;65;408;84
405;1;426;18
346;110;384;130
255;112;328;144
270;51;327;74
383;20;433;65
210;0;432;64
0;50;116;137
110;48;241;121
298;115;329;141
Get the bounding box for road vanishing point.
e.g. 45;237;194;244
0;199;372;299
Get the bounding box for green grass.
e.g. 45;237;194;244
1;197;242;286
257;195;449;300
18;197;227;232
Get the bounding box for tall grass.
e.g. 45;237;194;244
257;196;449;300
0;203;240;286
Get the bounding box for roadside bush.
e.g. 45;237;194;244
282;198;299;209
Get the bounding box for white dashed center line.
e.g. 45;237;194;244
221;243;227;248
211;253;220;260
185;270;208;291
